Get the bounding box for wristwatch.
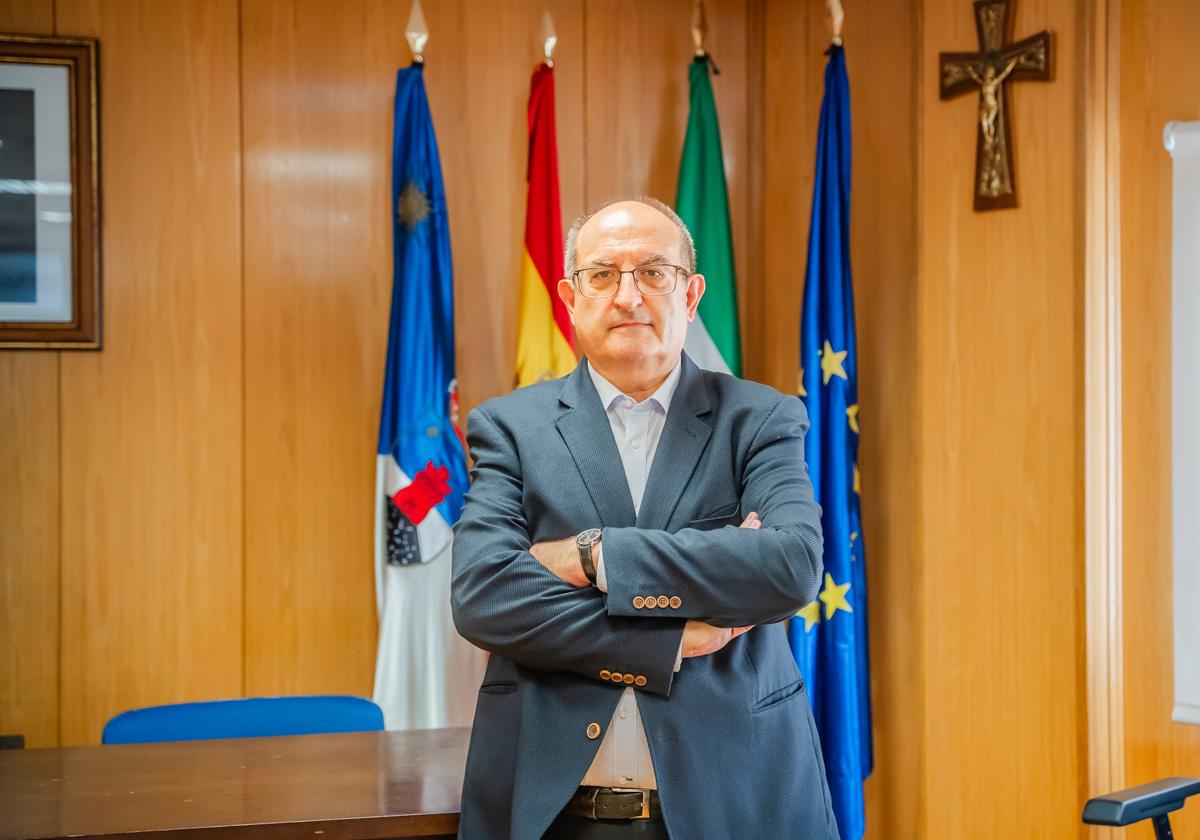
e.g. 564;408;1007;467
576;528;602;586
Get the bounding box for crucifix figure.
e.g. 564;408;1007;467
939;0;1052;210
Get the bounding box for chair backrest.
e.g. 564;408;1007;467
102;696;385;745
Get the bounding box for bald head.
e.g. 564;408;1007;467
564;196;696;278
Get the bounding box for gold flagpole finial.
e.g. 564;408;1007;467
691;0;707;57
406;0;429;63
541;8;558;66
826;0;844;46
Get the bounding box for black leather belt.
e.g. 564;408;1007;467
564;786;662;821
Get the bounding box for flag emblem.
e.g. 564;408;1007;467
397;181;430;229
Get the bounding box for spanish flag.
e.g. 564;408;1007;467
514;62;574;388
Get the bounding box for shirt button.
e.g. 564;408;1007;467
631;440;640;449
618;708;630;719
625;399;633;408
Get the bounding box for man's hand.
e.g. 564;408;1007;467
529;536;589;588
681;621;754;658
681;511;759;657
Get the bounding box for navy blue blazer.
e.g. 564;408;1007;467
451;352;840;839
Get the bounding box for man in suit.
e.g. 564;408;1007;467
451;197;839;839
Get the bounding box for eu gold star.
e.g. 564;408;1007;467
798;367;807;398
846;403;859;433
820;340;848;384
818;572;853;620
796;600;821;632
853;463;861;495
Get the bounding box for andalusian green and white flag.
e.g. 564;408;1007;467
675;55;741;377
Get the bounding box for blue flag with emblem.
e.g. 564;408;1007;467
372;62;485;732
787;43;873;840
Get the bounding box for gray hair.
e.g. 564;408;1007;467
563;195;697;277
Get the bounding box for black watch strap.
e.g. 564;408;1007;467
577;530;600;586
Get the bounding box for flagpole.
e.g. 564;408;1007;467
826;0;844;46
541;8;557;67
406;0;428;63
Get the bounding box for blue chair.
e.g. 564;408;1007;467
102;695;385;745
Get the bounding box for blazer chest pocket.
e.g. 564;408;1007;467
479;681;517;695
688;499;740;530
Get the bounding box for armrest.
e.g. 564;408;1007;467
1082;776;1200;827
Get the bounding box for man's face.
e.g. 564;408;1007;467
558;201;704;379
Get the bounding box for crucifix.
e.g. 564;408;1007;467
939;0;1052;210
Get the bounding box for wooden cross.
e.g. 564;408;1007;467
939;0;1052;210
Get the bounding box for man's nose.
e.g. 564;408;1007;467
612;273;644;310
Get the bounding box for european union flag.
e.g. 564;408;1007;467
787;44;873;840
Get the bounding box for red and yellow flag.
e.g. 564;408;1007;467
515;63;574;388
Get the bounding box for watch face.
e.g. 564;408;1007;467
577;528;602;546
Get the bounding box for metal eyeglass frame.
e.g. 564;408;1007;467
570;264;689;298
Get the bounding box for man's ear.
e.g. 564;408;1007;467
557;278;576;323
685;274;706;321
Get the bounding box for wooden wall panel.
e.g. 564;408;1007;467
54;0;244;744
761;3;921;838
759;0;826;394
0;356;59;748
919;0;1084;836
241;0;401;697
1119;0;1200;835
840;6;922;840
0;0;60;750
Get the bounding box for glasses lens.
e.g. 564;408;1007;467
579;268;619;297
634;265;677;295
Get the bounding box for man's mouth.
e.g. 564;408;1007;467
611;322;650;329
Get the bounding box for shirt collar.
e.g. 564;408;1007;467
587;357;683;414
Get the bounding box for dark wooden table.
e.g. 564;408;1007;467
0;727;469;840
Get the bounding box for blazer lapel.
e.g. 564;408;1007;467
636;353;713;531
555;359;637;528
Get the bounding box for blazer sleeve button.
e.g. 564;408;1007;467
669;596;682;609
633;596;646;609
586;722;602;740
656;595;670;608
634;675;647;687
645;597;657;610
622;673;635;685
610;672;624;683
600;669;611;681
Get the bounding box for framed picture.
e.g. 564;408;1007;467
0;33;100;349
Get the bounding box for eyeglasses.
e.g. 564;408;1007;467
571;264;688;299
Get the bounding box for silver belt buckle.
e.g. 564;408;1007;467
609;787;651;820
